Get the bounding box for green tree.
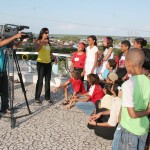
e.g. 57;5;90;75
61;36;80;43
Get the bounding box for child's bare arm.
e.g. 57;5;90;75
127;103;150;118
61;81;70;87
58;81;70;88
82;92;89;96
54;81;70;92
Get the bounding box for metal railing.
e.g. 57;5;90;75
16;52;71;77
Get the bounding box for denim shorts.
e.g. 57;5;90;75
76;101;95;115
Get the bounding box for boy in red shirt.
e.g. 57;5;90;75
56;70;85;105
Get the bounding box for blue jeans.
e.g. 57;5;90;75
76;101;95;115
68;83;74;94
112;124;148;150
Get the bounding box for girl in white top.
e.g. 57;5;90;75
84;35;98;91
101;37;114;74
84;35;98;80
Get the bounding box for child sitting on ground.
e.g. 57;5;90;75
105;72;118;84
88;80;122;140
97;83;113;110
73;74;104;115
55;70;85;105
87;83;113;129
112;48;150;150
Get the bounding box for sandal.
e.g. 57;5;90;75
62;100;69;105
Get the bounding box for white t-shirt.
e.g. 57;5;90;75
84;46;98;80
122;77;135;107
108;97;122;126
100;94;113;109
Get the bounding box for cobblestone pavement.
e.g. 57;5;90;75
0;83;112;150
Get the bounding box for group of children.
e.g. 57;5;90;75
55;36;150;150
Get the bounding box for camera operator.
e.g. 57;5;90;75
0;33;23;114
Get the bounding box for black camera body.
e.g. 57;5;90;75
0;24;33;40
20;32;33;40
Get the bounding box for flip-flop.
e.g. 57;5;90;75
62;100;69;105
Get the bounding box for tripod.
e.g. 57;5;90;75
2;47;31;128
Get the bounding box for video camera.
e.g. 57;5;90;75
0;24;33;40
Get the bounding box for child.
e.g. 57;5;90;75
96;59;102;78
106;72;118;84
98;49;104;62
99;72;118;89
88;83;113;122
133;37;147;49
142;48;150;150
98;83;113;110
102;59;116;80
100;37;114;74
116;40;131;80
71;42;86;80
75;74;104;115
112;48;150;150
56;70;85;105
88;80;122;140
142;48;150;78
84;35;98;91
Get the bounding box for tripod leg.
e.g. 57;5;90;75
13;51;31;114
7;52;16;128
8;77;16;129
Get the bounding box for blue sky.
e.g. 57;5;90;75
0;0;150;37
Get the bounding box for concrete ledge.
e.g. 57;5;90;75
14;71;69;86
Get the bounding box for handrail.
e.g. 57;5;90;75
15;51;71;73
16;52;71;58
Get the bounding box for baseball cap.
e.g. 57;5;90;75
108;72;118;82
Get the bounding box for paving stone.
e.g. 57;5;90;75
0;83;112;150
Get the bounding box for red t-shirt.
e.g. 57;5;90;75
72;52;86;68
69;78;85;94
88;84;104;103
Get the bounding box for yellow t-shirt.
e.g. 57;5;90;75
37;45;51;63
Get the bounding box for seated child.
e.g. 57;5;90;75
87;83;113;129
88;80;122;140
56;70;85;105
106;72;118;84
98;83;113;110
74;74;104;115
99;72;119;88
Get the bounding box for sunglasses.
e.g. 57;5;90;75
44;32;49;35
